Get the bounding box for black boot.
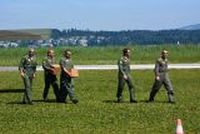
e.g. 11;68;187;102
72;99;79;104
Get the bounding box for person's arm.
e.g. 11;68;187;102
118;58;127;79
154;59;160;80
18;57;25;77
60;59;71;76
42;58;52;70
32;57;37;78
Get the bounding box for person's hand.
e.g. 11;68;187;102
156;76;160;81
123;75;128;80
20;72;25;78
33;73;36;78
50;65;55;68
49;68;55;75
65;69;71;77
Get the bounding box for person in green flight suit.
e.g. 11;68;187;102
116;48;137;103
19;48;37;105
42;49;60;102
148;49;175;103
59;49;78;104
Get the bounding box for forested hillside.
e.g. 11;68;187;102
51;29;200;46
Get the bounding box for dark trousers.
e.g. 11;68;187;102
117;75;136;101
43;74;60;101
149;73;174;102
60;76;76;102
23;75;33;104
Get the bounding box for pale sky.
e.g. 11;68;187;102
0;0;200;31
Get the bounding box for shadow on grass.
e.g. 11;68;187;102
33;99;58;103
140;100;172;104
103;99;171;104
102;100;116;103
7;101;26;105
6;99;62;105
103;100;129;104
0;89;24;93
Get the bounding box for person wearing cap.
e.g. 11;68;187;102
59;49;78;104
19;48;37;105
148;49;175;103
116;48;137;103
42;49;60;102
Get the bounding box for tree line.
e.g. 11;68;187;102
51;29;200;46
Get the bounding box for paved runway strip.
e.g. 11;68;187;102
0;63;200;71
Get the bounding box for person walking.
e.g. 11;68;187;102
59;49;78;104
19;48;37;105
42;49;60;102
148;49;175;103
116;48;137;103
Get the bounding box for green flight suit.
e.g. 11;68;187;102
149;57;174;102
42;56;60;101
19;55;37;104
116;56;136;102
59;57;78;103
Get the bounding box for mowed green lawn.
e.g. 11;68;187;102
0;45;200;66
0;70;199;133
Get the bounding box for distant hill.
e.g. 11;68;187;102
1;27;200;45
179;24;200;30
51;29;200;45
14;29;52;39
0;28;52;40
0;30;42;40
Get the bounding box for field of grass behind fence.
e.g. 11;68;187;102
0;45;200;66
0;70;199;133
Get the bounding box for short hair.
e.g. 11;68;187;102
64;49;71;55
123;48;131;54
47;49;54;54
29;48;35;52
28;48;35;55
161;49;168;54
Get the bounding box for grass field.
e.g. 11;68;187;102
0;70;199;133
0;45;200;66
